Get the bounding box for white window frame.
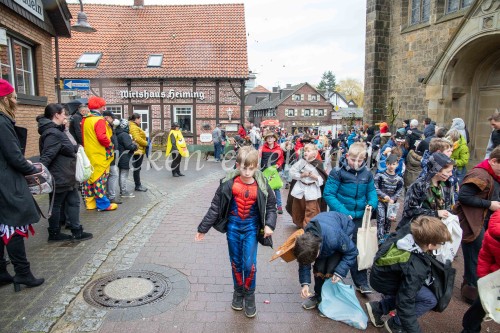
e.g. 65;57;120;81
318;109;325;117
310;94;317;102
174;106;193;132
76;53;102;68
147;54;163;67
133;106;150;137
106;105;123;119
292;94;301;101
304;109;311;117
286;109;295;117
1;37;36;96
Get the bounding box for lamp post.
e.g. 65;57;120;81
56;0;96;103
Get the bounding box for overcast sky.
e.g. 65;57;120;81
67;0;366;90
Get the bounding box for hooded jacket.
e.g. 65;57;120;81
298;212;358;285
450;118;468;142
129;121;148;155
477;211;500;278
450;135;469;168
115;126;138;170
406;127;424;151
38;116;78;192
197;170;277;234
404;150;423;187
323;158;378;219
423;122;436;139
370;225;433;333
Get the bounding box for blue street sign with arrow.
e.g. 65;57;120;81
63;79;90;90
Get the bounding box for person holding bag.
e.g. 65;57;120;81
37;104;93;242
0;79;44;291
166;122;188;177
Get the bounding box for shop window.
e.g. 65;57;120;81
147;54;163;67
174;106;192;132
106;105;123;119
0;37;35;96
410;0;431;25
446;0;472;14
76;53;102;68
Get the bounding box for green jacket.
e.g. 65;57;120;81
451;135;469;168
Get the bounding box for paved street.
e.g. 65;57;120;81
1;155;499;333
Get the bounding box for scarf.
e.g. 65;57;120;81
475;159;500;183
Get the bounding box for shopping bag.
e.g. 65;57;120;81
318;280;368;330
262;166;283;190
387;202;399;220
75;146;93;182
357;206;378;270
433;214;462;263
478;270;500;323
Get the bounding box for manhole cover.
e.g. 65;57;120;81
83;271;171;308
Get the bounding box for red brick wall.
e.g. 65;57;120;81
0;6;56;158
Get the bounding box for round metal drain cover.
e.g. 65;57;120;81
83;271;171;308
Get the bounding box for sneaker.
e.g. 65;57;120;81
366;301;384;327
121;192;135;198
135;185;148;192
384;317;406;333
356;285;374;294
302;295;320;310
277;206;283;214
110;197;123;204
318;308;326;318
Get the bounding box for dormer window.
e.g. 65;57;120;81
76;53;102;68
147;54;163;67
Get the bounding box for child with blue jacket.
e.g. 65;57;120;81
294;211;358;312
323;142;378;294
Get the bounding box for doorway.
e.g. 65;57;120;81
133;106;150;137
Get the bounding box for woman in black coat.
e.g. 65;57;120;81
116;119;138;197
0;79;44;292
37;104;93;242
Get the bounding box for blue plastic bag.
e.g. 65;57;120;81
318;280;368;330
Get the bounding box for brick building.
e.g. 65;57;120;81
364;0;500;158
56;2;248;145
249;83;334;134
0;0;71;157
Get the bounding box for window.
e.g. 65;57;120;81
147;54;163;67
446;0;472;14
286;109;295;117
76;53;102;68
309;94;317;101
174;106;192;132
292;94;301;101
0;36;35;96
304;109;311;117
256;96;266;103
133;106;149;136
318;109;325;117
411;0;431;25
106;105;123;119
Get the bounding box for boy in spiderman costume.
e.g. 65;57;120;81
195;146;277;318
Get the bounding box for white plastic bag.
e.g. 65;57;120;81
387;202;399;220
75;146;93;182
478;270;500;323
433;214;462;263
357;206;378;270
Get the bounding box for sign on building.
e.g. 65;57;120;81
13;0;44;21
63;79;90;90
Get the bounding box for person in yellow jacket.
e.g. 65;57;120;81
129;113;148;192
166;122;189;177
81;96;117;211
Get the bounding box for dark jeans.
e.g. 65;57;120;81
171;151;182;174
462;296;485;333
214;142;223;161
462;228;484;287
380;286;437;327
48;189;81;231
350;218;369;287
132;154;144;187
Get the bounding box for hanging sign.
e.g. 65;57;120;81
13;0;44;21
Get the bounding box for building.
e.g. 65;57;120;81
56;1;248;145
364;0;500;158
0;0;71;157
249;83;334;133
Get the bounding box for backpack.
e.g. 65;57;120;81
428;255;456;312
75;146;93;182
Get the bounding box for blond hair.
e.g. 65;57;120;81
411;216;452;247
446;129;461;143
236;146;259;167
429;138;451;153
348;142;367;157
303;143;318;152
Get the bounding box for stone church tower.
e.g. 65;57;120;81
364;0;500;158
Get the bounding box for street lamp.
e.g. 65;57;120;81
71;0;97;33
227;108;233;121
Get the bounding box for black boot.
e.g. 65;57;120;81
0;253;13;285
176;171;185;176
47;228;73;242
71;226;93;242
231;286;244;311
244;289;257;318
6;235;44;292
172;171;180;177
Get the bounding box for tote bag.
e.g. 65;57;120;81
262;166;283;190
318;280;368;330
433;214;462;263
478;270;500;323
75;146;93;182
357;206;378;270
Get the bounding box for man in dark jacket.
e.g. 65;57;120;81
68;101;88;145
38;104;93;242
406;119;424;151
423;117;435;139
294;211;358;311
366;216;451;333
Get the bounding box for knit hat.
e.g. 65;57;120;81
0;79;14;97
263;130;278;140
427;152;455;178
378;122;389;134
88;96;106;110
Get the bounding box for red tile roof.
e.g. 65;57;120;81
57;4;248;79
249;85;271;93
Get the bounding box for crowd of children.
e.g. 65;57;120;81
195;116;499;333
